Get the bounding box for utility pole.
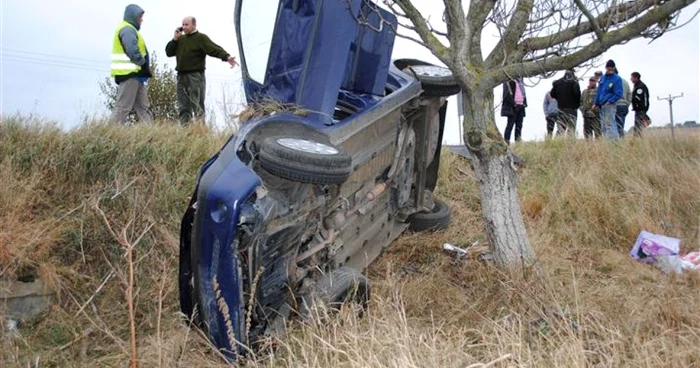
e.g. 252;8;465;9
658;93;683;139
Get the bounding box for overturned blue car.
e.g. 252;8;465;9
178;0;460;360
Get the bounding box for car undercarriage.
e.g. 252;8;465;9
178;0;460;360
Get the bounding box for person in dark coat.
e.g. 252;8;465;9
551;69;582;136
501;78;527;144
630;72;651;137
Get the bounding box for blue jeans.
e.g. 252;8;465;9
601;104;619;139
615;105;629;137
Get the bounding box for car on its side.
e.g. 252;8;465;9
178;0;460;360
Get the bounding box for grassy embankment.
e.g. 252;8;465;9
1;117;698;367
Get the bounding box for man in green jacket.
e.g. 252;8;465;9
165;16;238;125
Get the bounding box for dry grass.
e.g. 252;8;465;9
1;117;699;367
234;99;308;122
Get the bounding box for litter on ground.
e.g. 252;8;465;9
630;230;700;274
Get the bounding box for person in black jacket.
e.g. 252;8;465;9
630;72;651;137
501;78;527;144
551;69;582;136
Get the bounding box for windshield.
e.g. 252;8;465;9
238;0;279;85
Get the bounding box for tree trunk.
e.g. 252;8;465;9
460;87;536;271
472;153;535;269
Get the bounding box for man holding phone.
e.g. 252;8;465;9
165;16;238;125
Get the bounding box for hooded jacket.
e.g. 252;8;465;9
594;73;623;106
115;4;151;83
550;70;581;109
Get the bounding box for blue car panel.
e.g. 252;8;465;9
179;0;448;361
341;3;398;96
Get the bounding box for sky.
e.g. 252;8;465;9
1;0;699;144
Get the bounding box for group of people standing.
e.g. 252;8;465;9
501;59;651;143
109;4;238;126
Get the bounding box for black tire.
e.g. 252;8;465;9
394;58;460;97
408;198;452;232
302;267;371;317
258;136;352;185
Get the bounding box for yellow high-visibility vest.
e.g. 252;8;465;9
111;21;147;76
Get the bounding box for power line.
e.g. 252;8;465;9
2;48;107;66
1;56;109;73
2;53;106;67
2;48;243;80
3;57;244;84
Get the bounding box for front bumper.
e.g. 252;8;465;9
179;137;261;359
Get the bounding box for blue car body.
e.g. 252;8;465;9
178;0;454;360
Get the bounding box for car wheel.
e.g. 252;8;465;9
408;198;452;232
395;58;461;97
258;136;352;185
302;267;370;318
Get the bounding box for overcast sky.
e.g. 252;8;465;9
1;0;698;143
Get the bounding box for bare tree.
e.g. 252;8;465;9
373;0;697;271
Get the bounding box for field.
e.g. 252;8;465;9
1;117;699;367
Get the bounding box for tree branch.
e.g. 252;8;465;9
466;0;498;63
521;49;561;63
442;0;467;57
504;0;536;51
654;7;700;35
520;0;655;50
394;0;451;64
489;0;696;86
431;27;450;37
527;8;557;24
485;0;659;68
573;0;604;39
486;0;535;68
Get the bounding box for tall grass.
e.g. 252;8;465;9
1;117;698;367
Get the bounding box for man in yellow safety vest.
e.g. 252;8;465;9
110;4;153;124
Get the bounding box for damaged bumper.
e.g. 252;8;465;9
179;137;261;359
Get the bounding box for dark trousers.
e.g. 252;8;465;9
177;72;206;125
583;116;601;139
546;114;558;137
504;105;525;143
634;111;649;138
557;108;577;136
615;105;629;137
